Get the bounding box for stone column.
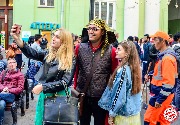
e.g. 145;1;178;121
159;0;168;32
124;0;139;39
116;0;125;41
144;0;160;35
138;0;145;38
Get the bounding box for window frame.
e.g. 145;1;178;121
94;0;116;29
38;0;54;8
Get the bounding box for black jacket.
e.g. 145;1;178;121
21;43;76;93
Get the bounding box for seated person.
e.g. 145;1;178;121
0;58;24;125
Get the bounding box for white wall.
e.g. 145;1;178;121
124;0;139;39
144;0;160;35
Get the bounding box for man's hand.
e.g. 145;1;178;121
32;84;43;95
155;102;161;108
3;87;9;93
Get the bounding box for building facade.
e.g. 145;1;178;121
13;0;89;48
0;0;13;49
93;0;179;40
168;0;180;35
0;0;179;49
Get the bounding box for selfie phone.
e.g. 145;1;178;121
15;24;22;34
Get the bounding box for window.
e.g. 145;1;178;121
0;0;6;6
94;0;116;29
0;10;5;17
39;0;54;7
8;0;13;6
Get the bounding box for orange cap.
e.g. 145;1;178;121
151;31;170;41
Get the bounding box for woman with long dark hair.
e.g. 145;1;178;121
98;40;142;125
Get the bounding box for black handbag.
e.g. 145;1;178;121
43;82;79;124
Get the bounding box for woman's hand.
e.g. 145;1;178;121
10;24;24;48
10;24;20;41
32;84;43;95
108;116;115;125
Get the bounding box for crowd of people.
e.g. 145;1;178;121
0;33;49;125
0;18;178;125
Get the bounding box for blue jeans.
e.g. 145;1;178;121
0;100;6;124
175;78;180;111
144;121;160;125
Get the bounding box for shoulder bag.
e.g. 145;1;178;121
43;81;79;124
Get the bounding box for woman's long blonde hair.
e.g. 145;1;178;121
46;28;74;70
108;40;142;95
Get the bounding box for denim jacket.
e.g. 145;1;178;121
98;65;142;117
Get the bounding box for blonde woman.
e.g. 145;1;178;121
10;26;75;125
98;41;142;125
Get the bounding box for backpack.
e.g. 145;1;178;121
28;36;35;45
40;39;48;49
0;61;6;73
173;45;180;75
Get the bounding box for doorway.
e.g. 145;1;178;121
0;18;5;48
0;0;13;49
168;0;180;35
41;30;52;48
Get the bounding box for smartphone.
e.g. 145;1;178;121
14;24;22;34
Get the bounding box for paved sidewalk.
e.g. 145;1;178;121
4;96;37;125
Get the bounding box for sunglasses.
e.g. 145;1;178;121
87;27;100;32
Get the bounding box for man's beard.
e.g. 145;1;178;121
144;40;148;43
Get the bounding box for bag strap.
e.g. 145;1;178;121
62;81;70;98
142;81;148;104
82;50;101;93
111;66;126;110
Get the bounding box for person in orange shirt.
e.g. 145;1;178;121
144;31;178;125
6;41;23;70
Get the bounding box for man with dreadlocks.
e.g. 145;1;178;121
73;19;118;125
